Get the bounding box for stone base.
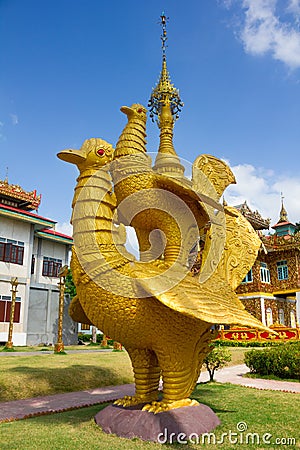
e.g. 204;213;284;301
94;403;220;443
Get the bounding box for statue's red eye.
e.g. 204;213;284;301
97;149;105;156
137;108;143;113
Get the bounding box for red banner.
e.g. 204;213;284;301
217;326;300;341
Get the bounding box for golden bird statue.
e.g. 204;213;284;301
58;127;270;415
57;15;271;414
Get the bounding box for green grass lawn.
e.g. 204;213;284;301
0;347;252;402
0;351;134;402
244;372;300;383
221;346;249;366
1;348;299;449
0;383;299;450
1;344;110;352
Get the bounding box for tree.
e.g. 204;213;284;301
65;269;99;343
65;269;76;299
295;222;300;233
204;346;232;381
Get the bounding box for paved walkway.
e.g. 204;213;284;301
0;365;299;423
198;364;300;393
0;384;135;423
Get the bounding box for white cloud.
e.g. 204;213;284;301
287;0;300;16
219;0;234;8
9;114;18;125
0;121;6;141
55;222;73;236
225;163;300;226
223;0;300;69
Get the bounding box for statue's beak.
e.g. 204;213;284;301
57;148;86;166
120;105;134;116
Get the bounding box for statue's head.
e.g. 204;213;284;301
57;138;114;172
120;104;147;122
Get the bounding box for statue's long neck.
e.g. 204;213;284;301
114;117;147;158
71;167;130;274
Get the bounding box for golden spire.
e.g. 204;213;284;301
148;12;185;177
279;193;288;223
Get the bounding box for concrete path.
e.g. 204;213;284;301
0;384;135;423
198;364;300;393
0;365;299;423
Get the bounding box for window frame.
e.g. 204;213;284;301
42;257;62;277
0;241;24;265
278;308;285;325
277;260;288;280
260;262;270;283
0;295;21;323
242;268;253;283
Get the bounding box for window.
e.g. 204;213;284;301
266;307;273;326
290;311;296;328
0;237;24;265
260;262;270;283
81;323;90;331
0;295;21;323
42;257;62;277
277;260;288;280
278;308;285;325
242;269;253;283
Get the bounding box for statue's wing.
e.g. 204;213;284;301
201;205;261;290
192;154;236;201
135;267;270;332
190;154;261;290
155;154;235;209
156;173;223;213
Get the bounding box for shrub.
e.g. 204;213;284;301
204;346;232;381
244;342;300;380
213;339;281;347
77;333;113;345
77;333;92;343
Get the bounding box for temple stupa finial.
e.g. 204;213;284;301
5;167;9;184
279;193;288;223
148;12;185;176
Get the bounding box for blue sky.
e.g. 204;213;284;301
1;0;300;236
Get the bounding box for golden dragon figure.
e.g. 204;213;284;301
58;107;271;414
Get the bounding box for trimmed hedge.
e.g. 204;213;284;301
213;339;281;347
244;342;300;380
77;333;114;346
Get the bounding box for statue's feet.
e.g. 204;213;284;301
142;398;199;414
114;393;159;408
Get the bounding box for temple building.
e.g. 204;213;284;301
236;199;299;329
0;178;77;346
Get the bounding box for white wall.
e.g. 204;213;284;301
32;238;70;286
0;217;33;341
0;214;74;346
0;217;33;279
